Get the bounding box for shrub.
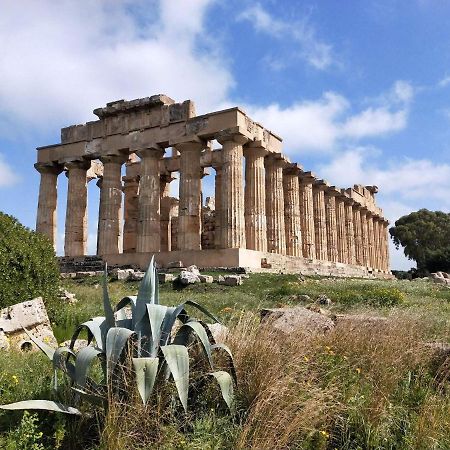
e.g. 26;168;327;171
0;212;59;309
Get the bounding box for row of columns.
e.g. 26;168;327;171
35;132;390;271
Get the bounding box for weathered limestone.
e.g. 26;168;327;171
64;160;90;257
176;141;204;250
35;163;63;250
343;196;356;265
360;208;370;267
136;146;165;253
353;206;364;266
366;214;375;268
217;132;247;249
283;163;302;256
265;154;286;254
97;155;126;255
335;195;348;264
213;161;223;249
312;181;328;260
299;172;316;259
122;173;140;253
244;146;268;252
325;188;339;262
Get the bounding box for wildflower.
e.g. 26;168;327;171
328;350;335;356
220;307;233;313
303;356;309;362
356;367;361;374
12;375;19;384
320;430;330;439
325;345;331;351
343;355;348;360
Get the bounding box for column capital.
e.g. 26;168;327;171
244;145;268;159
341;193;355;206
100;154;128;165
34;162;63;175
64;159;91;171
313;179;329;191
324;186;341;197
299;170;317;184
283;162;303;176
173;139;206;153
216;130;248;146
136;146;165;159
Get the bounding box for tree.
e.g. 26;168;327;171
0;212;59;309
389;209;450;273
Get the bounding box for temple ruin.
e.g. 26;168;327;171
35;94;391;276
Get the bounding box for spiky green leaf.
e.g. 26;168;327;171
208;371;234;410
75;346;103;388
211;344;237;384
70;318;107;352
147;304;168;357
102;263;115;329
23;327;55;360
132;357;159;404
0;400;80;415
161;345;189;412
106;327;134;378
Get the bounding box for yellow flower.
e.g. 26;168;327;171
325;345;331;351
11;375;18;384
303;356;309;362
328;350;335;356
343;356;348;360
220;307;233;313
356;367;361;374
320;430;330;439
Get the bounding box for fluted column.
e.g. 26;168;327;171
160;172;175;252
373;218;380;270
299;173;316;259
313;182;328;260
176;141;204;250
366;213;375;268
35;163;63;250
344;198;356;265
217;133;247;249
360;208;370;267
353;206;363;266
325;188;339;262
122;174;139;253
336;195;348;263
244;146;268;251
265;155;286;254
382;220;390;271
283;163;302;256
213;162;223;249
135;147;165;253
64;160;90;256
97;155;125;256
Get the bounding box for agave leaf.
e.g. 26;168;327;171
208;371;234;410
71;387;106;407
70;319;107;352
159;306;182;346
102;263;115;330
161;345;189;412
211;344;237;384
173;321;213;369
132;357;159;404
0;400;80;415
106;327;134;378
52;347;76;389
147;304;168;357
135;256;156;329
184;300;220;324
116;318;132;329
75;346;103;388
115;296;136;319
23;327;55;360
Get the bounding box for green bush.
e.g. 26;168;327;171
338;286;405;307
0;212;59;309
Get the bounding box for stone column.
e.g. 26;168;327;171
353;206;363;266
64;160;90;257
366;213;375;268
325;188;339;262
265;154;286;254
244;146;268;252
97;155;125;256
312;181;328;260
283;163;302;256
299;172;316;259
122;174;139;253
217;133;247;249
382;220;390;271
343;198;356;265
360;208;370;267
135;147;165;253
372;218;380;270
213;161;223;249
176;140;204;250
35;163;63;250
160;172;175;252
335;195;348;264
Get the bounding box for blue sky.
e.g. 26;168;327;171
1;0;450;269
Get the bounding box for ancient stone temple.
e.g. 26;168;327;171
35;94;391;277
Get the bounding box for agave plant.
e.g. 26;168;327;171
0;257;236;415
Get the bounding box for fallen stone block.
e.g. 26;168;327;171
316;294;332;306
220;275;242;286
0;297;57;352
186;265;201;276
130;271;145;281
117;269;134;281
207;323;229;342
260;306;334;336
198;274;213;283
178;270;200;285
443;272;450;279
60;272;76;279
75;271;97;279
167;261;184;269
0;330;10;351
158;273;175;283
59;288;77;304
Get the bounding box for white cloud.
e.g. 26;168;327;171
237;3;334;70
0;0;233;129
438;75;450;87
0;153;20;187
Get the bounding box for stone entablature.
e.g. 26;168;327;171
35;94;391;275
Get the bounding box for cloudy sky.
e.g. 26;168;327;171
1;0;450;269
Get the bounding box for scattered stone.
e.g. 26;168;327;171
58;288;77;304
75;271;97;279
218;275;242;286
198;274;214;283
0;330;10;351
261;258;272;269
61;339;89;352
0;297;57;352
186;265;201;276
240;274;250;279
306;304;331;316
178;270;200;285
130;271;145;281
443;273;450;279
60;272;76;279
429;272;450;285
207;323;229;342
316;294;332;306
217;275;225;284
167;261;184;269
159;273;175;283
117;269;134;281
260;306;334;336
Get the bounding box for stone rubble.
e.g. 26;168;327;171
429;272;450;285
58;288;78;304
